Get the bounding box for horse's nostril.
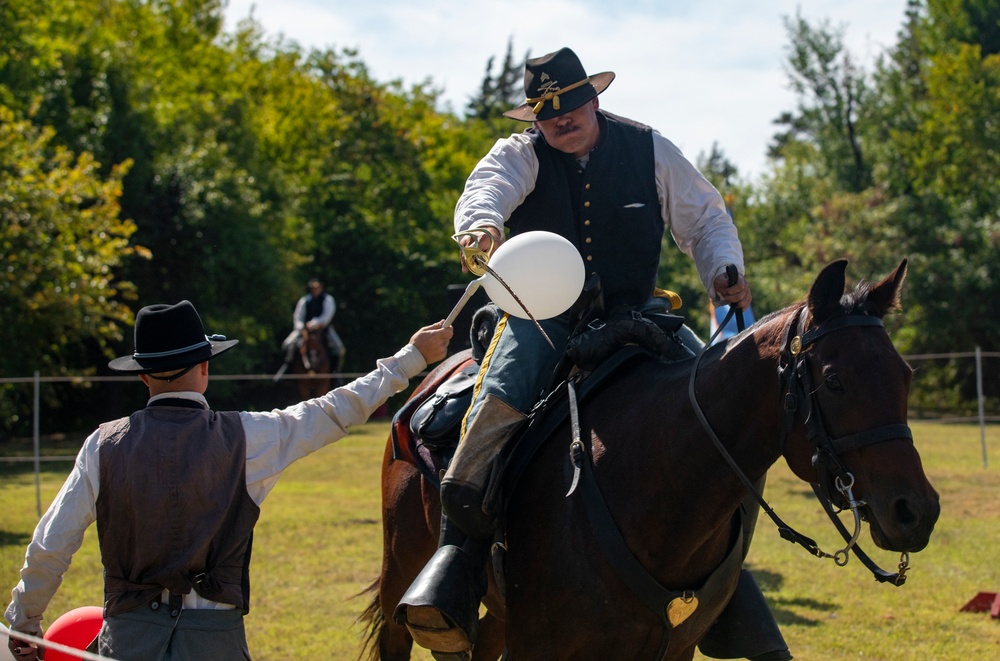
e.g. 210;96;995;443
893;498;917;527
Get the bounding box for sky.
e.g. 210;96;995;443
222;0;911;180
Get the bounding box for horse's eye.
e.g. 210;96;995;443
825;373;845;393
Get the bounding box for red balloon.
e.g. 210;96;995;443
43;606;103;661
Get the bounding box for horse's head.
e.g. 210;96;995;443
780;259;940;553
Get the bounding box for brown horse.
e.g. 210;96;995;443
359;259;940;660
291;328;331;400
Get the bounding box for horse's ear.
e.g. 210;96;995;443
867;258;908;318
808;259;849;324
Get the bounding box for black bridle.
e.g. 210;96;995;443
561;303;914;661
689;305;911;585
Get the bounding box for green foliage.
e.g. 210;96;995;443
750;0;1000;410
3;0;998;433
0;0;499;434
771;11;873;192
466;38;523;119
0;104;137;427
865;0;1000;397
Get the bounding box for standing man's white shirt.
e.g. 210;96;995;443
6;344;426;629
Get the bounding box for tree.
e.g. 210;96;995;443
753;0;999;410
466;38;525;121
0;105;137;430
770;11;873;192
868;0;1000;407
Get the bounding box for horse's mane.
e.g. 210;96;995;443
845;279;900;316
753;277;896;328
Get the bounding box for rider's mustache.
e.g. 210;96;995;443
554;122;580;137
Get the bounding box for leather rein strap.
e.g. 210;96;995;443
690;306;910;585
560;305;911;661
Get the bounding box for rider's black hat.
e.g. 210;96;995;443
504;47;615;122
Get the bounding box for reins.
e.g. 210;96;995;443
560;300;912;661
689;305;910;585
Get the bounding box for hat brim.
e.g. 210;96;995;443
503;71;615;122
108;339;239;374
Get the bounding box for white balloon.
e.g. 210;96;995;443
481;231;585;320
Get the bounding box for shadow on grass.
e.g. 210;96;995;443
0;529;32;547
0;462;74;480
749;567;838;627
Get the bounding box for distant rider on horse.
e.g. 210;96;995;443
281;277;345;371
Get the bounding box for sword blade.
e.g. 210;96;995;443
475;256;556;350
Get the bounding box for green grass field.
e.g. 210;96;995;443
2;421;998;660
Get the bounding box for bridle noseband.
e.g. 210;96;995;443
779;308;913;466
692;305;912;585
560;304;914;661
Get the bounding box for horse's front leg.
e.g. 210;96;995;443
471;611;505;661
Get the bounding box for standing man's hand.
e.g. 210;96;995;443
409;322;454;365
8;628;45;660
713;271;752;311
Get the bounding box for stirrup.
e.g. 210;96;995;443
394;545;482;654
431;651;472;661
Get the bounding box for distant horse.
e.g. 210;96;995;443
359;259;940;661
291;328;331;400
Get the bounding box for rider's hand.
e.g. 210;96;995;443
713;271;752;311
8;628;44;660
409;322;454;365
459;226;503;274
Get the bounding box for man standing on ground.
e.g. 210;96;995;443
6;299;452;660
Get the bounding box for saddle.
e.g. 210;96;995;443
390;279;693;492
390;304;501;485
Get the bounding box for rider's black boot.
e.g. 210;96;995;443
394;515;489;660
697;569;793;660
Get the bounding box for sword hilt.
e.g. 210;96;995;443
453;229;497;277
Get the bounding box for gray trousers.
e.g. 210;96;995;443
99;604;250;661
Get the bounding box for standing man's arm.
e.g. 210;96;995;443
242;323;453;504
5;435;100;637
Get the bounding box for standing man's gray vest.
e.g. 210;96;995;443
96;403;260;617
507;111;664;310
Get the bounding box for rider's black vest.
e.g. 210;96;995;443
507;112;663;310
303;294;326;323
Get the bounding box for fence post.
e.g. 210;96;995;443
33;370;42;517
976;347;988;468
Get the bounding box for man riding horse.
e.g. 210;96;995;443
281;277;345;372
395;47;789;661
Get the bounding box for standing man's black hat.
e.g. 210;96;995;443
504;47;615;122
108;300;238;374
